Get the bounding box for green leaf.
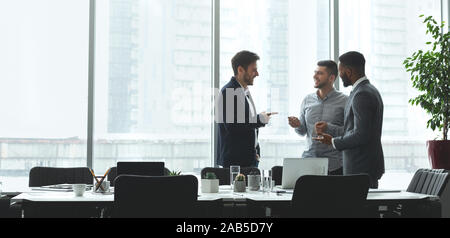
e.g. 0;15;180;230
404;15;449;139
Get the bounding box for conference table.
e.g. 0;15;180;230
10;186;440;218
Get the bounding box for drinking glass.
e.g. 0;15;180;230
230;165;240;190
262;169;273;193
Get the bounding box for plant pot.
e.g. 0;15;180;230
201;179;219;193
233;181;246;192
427;140;450;169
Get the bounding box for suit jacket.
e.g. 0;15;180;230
333;80;385;181
216;77;265;167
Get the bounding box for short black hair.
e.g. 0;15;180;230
339;51;366;76
317;60;338;77
231;50;260;76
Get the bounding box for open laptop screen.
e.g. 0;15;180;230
281;158;328;189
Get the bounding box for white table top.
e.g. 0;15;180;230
11;186;437;203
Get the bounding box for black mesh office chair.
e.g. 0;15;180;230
407;169;449;196
114;175;198;218
200;167;260;185
29;167;93;187
108;165;171;187
271;166;283;186
379;169;449;218
290;174;370;218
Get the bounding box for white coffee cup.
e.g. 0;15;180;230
73;184;86;197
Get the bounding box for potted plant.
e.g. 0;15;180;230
403;15;450;169
201;172;219;193
233;174;246;192
169;170;182;176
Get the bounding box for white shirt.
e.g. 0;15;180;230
236;80;259;149
351;76;368;91
331;76;367;149
236;80;259;119
245;89;257;118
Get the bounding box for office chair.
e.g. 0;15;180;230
271;166;283;186
290;174;370;218
29;167;93;187
407;169;449;196
117;161;165;176
380;169;449;218
200;167;260;185
27;167;98;217
114;175;198;218
108;165;171;186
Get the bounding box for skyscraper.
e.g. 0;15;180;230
108;0;140;133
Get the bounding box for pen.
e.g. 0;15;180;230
95;168;111;192
89;168;105;191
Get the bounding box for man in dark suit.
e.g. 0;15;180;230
315;51;385;188
216;51;273;168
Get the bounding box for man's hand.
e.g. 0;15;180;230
256;154;260;161
315;121;328;134
313;132;333;146
259;112;272;124
288;116;301;128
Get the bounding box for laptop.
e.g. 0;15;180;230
281;158;328;189
117;162;165;177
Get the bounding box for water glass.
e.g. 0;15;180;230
248;175;261;191
262;169;273;193
230;165;240;190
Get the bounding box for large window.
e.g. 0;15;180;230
220;0;330;170
93;0;212;174
339;0;442;188
0;0;89;190
0;0;447;190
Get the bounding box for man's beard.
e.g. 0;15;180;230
314;79;328;89
341;74;352;87
243;73;253;86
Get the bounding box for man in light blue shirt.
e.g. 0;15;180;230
288;60;348;175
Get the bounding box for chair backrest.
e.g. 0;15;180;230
291;174;370;218
200;167;260;185
117;162;165;177
271;166;283;186
107;167;117;186
407;169;449;196
108;166;171;187
29;167;93;187
114;175;198;218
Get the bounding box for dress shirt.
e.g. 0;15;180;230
295;88;348;171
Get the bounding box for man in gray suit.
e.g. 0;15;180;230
315;51;384;188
